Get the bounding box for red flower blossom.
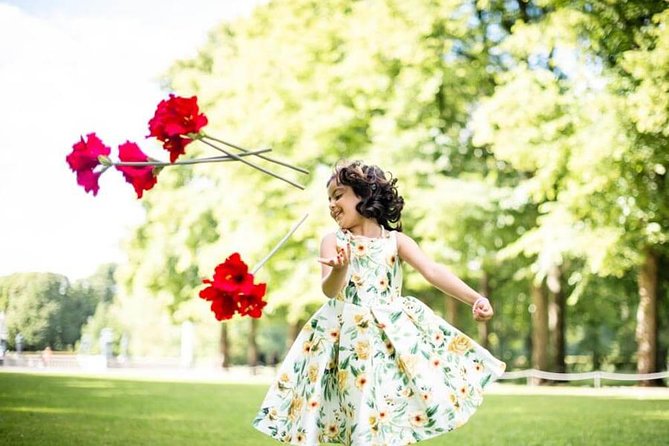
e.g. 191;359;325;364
237;283;268;318
211;253;254;293
65;133;111;195
115;141;159;199
199;253;268;320
209;292;237;321
148;94;208;163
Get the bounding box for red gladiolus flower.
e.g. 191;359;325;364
115;141;158;199
199;253;268;320
65;133;111;195
148;94;208;163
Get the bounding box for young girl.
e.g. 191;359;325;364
254;161;506;446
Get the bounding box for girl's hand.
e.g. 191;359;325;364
318;244;351;270
472;297;494;322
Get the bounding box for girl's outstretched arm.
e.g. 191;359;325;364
317;232;351;298
396;232;494;321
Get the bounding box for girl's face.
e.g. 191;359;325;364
327;181;361;228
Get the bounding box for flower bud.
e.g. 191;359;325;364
98;155;112;166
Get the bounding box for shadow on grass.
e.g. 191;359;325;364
0;372;667;446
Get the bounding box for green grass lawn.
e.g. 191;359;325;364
0;372;667;446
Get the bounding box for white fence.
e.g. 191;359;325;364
499;368;669;387
2;353;668;388
0;353;192;370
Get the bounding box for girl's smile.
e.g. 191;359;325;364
327;182;361;229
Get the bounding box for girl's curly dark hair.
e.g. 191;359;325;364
328;160;404;231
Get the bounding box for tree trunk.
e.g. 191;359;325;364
477;271;491;349
248;318;259;369
287;319;302;351
445;296;458;327
592;343;601;371
636;248;658;386
531;280;549;381
655;253;668;386
219;323;230;369
547;264;566;374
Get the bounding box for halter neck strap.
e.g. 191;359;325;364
341;225;386;240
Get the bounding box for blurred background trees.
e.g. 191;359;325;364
0;265;114;351
2;0;667;383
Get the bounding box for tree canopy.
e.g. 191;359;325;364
106;0;668;375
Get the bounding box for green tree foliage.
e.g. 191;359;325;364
471;0;669;377
2;273;67;350
76;264;123;354
113;0;668;376
1;273;83;350
120;0;509;358
0;266;117;351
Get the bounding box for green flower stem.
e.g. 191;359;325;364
201;134;309;175
251;213;309;275
199;139;305;190
111;149;271;167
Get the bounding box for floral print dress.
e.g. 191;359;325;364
253;229;506;446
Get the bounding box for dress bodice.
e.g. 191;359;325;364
335;228;403;307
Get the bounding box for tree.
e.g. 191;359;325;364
471;1;669;381
0;273;75;350
2;273;66;350
121;0;513;363
0;269;112;351
110;0;667;376
76;264;121;354
618;7;669;384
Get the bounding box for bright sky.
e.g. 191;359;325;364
0;0;257;280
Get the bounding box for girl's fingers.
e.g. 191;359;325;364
476;307;491;316
318;253;348;268
320;244;352;269
335;243;351;266
473;303;493;321
474;312;490;322
317;257;338;266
